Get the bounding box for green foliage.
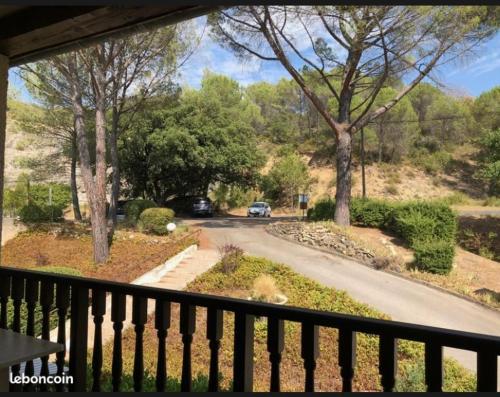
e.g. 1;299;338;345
30;183;71;210
307;197;336;221
19;203;63;223
396;359;475;392
390;202;457;244
412;240;455;274
473;86;500;131
3;179;71;217
475;129;500;195
119;73;266;203
261;153;313;207
138;208;175;235
308;198;457;274
124;199;157;225
350;198;393;228
411;148;453;174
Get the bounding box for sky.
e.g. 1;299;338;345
9;15;500;103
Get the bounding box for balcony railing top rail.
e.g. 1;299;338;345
0;266;499;392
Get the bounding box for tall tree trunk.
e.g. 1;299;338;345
70;133;82;221
92;60;110;263
107;105;120;237
66;55;108;264
334;129;352;226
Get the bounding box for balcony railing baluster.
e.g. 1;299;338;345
424;341;443;392
339;327;357;392
477;349;498;392
267;317;284;392
24;279;39;391
55;283;70;391
111;293;126;392
233;312;255;392
154;299;171;392
91;289;106;392
180;303;196;392
301;322;319;392
132;296;148;392
379;335;397;392
0;275;10;329
10;276;25;391
39;280;54;392
206;308;223;392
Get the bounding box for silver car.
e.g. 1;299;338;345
247;202;271;217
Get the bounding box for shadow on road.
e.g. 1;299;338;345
180;215;301;229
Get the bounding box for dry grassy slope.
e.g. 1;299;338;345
308;161;468;203
261;148;482;205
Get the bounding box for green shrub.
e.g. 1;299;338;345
19;203;63;223
307;198;457;274
350;198;394;228
307;198;336;221
391;202;457;244
138;207;175;235
413;240;455;274
124;199;157;225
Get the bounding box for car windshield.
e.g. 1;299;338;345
194;198;209;204
251;203;265;208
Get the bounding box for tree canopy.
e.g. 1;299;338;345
119;73;265;203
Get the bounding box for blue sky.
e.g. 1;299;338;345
9;16;500;102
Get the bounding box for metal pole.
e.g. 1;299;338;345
0;54;8;260
360;127;366;199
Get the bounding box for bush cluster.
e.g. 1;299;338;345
138;207;175;235
124;199;157;225
308;198;457;274
19;203;63;223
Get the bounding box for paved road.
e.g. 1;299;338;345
456;209;500;217
185;216;500;382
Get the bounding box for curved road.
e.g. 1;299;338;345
185;216;500;382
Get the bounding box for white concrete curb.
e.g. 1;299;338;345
131;244;198;285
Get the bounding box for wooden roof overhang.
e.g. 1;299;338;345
0;5;218;66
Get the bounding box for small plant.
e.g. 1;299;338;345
218;243;244;274
478;246;495;260
482;196;500;206
138;207;175;235
251;275;285;304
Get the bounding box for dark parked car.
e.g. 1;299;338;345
191;197;214;217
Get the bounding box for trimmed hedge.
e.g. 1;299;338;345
307;198;457;274
307;198;336;221
19;203;63;223
412;240;455;275
124;199;157;225
138;207;175;235
390;202;457;244
350;198;393;228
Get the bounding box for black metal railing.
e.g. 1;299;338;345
0;266;499;392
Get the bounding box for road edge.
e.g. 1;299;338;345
265;226;500;315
